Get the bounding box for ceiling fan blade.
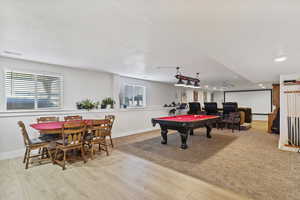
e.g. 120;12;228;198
155;66;178;69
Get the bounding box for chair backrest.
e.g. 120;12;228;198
91;119;110;138
204;102;218;115
105;115;115;130
18;121;31;146
222;102;238;115
188;102;201;115
64;115;83;121
37;116;59;123
61;122;86;146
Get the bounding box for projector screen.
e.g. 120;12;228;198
224;90;272;115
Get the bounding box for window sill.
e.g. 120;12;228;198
0;106;171;118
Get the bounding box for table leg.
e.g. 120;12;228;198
190;129;194;135
161;128;168;144
205;124;212;138
179;130;189;149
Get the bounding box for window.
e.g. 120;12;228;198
5;70;63;110
123;85;146;108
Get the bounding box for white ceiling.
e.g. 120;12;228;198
1;0;299;90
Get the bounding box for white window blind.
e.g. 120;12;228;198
5;71;62;110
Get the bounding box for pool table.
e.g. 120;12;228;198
152;115;220;149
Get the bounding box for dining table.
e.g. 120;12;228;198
30;120;95;134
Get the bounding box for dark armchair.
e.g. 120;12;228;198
222;102;238;115
204;102;219;115
188;102;203;115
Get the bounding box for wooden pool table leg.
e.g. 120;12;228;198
161;128;168;144
179;129;189;149
190;129;194;135
205;124;212;138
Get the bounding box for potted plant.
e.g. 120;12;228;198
76;99;96;110
102;97;115;109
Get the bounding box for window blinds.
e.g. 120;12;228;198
5;71;62;110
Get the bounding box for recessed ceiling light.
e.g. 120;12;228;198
213;87;217;90
274;56;287;62
258;83;263;87
204;85;209;88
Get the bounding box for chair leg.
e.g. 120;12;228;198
25;149;31;169
46;147;53;162
23;148;28;164
103;139;109;156
41;147;46;159
232;123;234;133
90;143;94;160
62;150;66;170
81;146;87;163
54;148;59;164
109;135;114;148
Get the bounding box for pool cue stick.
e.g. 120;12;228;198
293;92;296;145
288;94;293;144
298;93;300;146
287;93;291;144
297;93;300;146
292;93;296;145
293;93;299;146
292;94;294;144
288;94;292;144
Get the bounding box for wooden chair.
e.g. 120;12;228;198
53;122;86;170
18;121;51;169
37;116;59;123
105;115;115;147
64;115;83;121
87;119;110;159
37;116;61;142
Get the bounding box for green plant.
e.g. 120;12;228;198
76;99;97;110
102;97;115;108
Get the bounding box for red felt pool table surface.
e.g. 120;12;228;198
156;115;219;122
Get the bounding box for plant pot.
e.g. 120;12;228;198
76;104;82;109
107;104;111;109
101;104;107;109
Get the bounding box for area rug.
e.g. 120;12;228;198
117;128;300;200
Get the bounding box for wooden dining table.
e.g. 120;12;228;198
30;120;95;134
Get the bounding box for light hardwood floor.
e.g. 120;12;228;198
0;147;251;200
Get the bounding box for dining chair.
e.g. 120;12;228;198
37;116;61;143
64;115;83;121
18;121;52;169
37;116;59;123
87;119;110;159
105;115;115;147
53;121;86;170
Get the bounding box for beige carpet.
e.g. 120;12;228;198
117;127;300;200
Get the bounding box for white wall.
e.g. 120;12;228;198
0;56;113;111
0;57;178;159
213;91;224;108
225;90;272;115
119;76;178;107
279;73;300;152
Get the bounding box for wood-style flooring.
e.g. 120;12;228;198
0;143;251;200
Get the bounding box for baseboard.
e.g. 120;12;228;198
0;127;160;161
